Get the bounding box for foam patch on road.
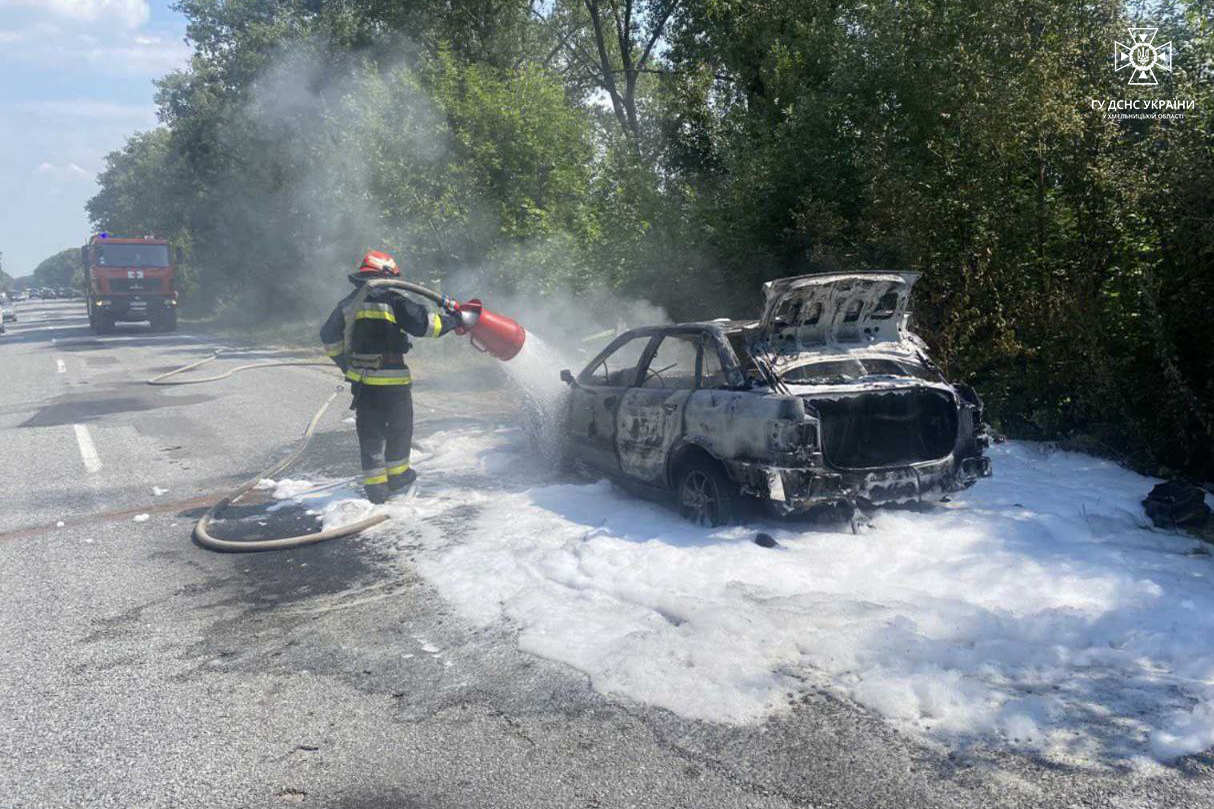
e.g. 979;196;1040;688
381;426;1214;764
255;476;382;526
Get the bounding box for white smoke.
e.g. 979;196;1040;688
212;38;689;450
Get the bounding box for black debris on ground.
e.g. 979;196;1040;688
1143;480;1211;529
754;532;778;548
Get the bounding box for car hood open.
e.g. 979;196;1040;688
757;271;921;355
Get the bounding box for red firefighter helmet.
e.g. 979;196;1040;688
356;250;400;277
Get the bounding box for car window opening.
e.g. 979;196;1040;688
586;334;651;387
641;335;699;390
870;291;900;319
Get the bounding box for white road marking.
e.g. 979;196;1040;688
56;358;66;373
72;424;102;473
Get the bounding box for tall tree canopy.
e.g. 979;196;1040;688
88;0;1214;478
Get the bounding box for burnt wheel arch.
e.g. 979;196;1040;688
666;442;724;490
672;453;742;527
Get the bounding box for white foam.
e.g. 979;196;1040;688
394;427;1214;763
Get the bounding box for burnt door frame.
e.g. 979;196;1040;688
617;330;707;486
567;333;658;474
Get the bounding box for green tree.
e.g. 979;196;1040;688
83;0;1214;477
87;129;178;237
32;248;81;288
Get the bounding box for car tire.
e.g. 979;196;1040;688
675;457;741;527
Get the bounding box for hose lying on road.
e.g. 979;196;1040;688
150;351;387;551
147;351;333;386
145;286;442;552
189;385;388;552
150;279;449;551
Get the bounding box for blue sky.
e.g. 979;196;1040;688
0;0;189;277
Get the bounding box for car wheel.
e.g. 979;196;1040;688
675;458;740;527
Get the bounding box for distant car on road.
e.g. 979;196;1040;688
558;271;992;526
1;301;15;322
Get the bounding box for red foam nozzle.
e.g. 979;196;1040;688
462;299;526;362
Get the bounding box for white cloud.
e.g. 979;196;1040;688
0;0;184;273
1;0;149;29
0;3;187;75
78;32;191;74
34;161;93;181
0;25;189;75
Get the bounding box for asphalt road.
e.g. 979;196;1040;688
2;299;1212;808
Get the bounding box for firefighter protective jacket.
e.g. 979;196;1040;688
320;282;458;386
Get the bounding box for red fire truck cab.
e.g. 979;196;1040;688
81;234;182;333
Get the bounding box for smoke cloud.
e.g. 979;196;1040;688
216;38;676;362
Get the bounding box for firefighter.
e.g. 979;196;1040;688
320;250;460;503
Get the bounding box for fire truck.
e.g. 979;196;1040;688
81;234;182;333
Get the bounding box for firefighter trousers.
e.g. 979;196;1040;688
353;384;414;500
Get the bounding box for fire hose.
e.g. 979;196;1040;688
147;279;524;553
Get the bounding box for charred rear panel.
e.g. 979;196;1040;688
807;389;957;470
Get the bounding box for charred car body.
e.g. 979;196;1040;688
559;271;992;525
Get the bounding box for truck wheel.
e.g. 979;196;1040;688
675;457;741;527
94;313;114;334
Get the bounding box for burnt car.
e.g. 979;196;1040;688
558;271;991;525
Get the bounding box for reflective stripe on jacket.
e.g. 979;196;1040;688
319;282;457;388
344;367;414;385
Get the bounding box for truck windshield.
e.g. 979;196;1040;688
95;244;169;267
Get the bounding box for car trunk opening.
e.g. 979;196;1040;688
758;271;920;352
807;388;957;470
